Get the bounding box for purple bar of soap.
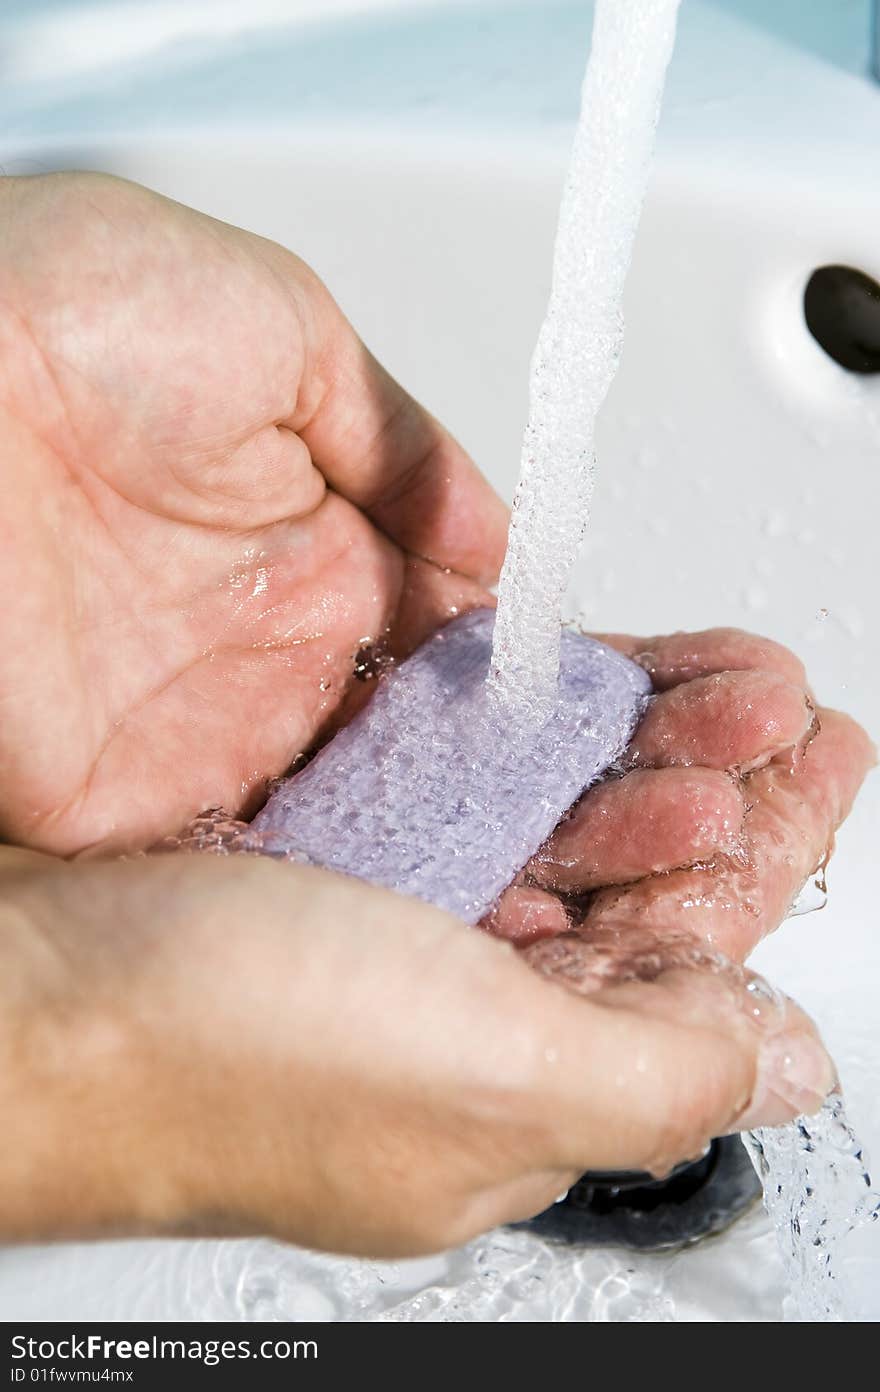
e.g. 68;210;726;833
246;609;650;924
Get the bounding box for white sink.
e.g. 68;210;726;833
0;0;877;1322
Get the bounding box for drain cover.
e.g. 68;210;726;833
514;1135;761;1252
804;264;880;373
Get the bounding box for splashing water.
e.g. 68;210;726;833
744;1097;880;1322
372;1228;679;1323
734;884;880;1322
489;0;682;717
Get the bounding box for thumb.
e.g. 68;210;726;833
523;951;835;1180
277;259;509;585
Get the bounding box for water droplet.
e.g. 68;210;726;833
788;865;828;917
763;511;789;539
743;584;769;612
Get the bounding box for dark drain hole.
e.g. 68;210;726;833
804;264;880;373
514;1135;762;1252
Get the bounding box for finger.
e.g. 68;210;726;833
591;628;807;690
386;560;494;660
629;671;813;772
579;707;874;962
481;885;570;945
529;767;744;892
630;628;807;691
460;1167;583;1238
325;564;495;732
199;422;327;530
284;269;508;584
587;632;647;659
518;954;835;1176
0;845;57;877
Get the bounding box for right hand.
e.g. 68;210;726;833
0;844;838;1258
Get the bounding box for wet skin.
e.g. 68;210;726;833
0;173;874;1257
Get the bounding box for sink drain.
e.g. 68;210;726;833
804;264;880;373
514;1135;761;1251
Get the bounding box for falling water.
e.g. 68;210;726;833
489;0;682;717
744;1096;880;1321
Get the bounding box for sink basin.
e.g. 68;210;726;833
0;0;877;1322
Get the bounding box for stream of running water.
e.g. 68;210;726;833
488;0;680;716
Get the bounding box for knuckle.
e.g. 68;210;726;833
639;1105;714;1177
635;1055;743;1176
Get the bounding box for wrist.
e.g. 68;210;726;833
0;859;199;1241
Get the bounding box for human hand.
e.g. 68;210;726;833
0;845;844;1257
483;628;874;1030
0;172;506;854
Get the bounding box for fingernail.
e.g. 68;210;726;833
735;1030;836;1131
